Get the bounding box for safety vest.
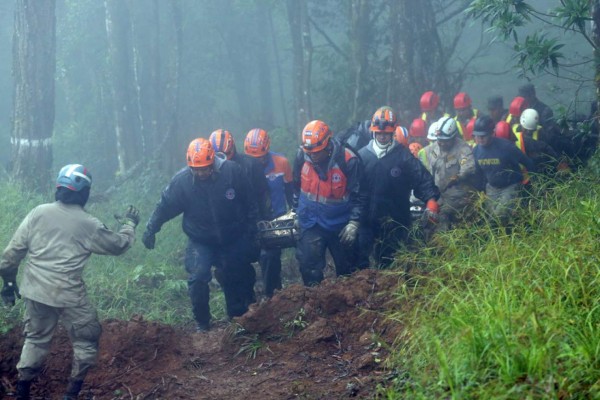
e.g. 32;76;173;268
514;132;530;184
421;112;450;122
298;148;355;231
515;125;541;141
455;109;478;144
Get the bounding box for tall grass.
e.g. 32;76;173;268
382;165;600;399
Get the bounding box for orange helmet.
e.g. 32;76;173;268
209;129;235;159
187;138;215;167
409;118;426;138
370;106;398;133
509;96;528;118
453;92;472;110
464;118;476;141
494;121;512;140
394;126;409;147
244;128;271;158
409;142;423;158
420;91;440;112
301;120;332;153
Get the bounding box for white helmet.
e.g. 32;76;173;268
435;116;458;140
520;108;539;131
427;121;438;141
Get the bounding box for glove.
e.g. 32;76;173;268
339;220;359;246
424;199;439;224
124;205;140;227
142;230;156;250
1;280;21;307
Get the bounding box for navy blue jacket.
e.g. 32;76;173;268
473;137;536;188
359;141;440;228
146;157;258;246
231;152;271;221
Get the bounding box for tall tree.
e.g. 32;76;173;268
104;0;140;175
349;0;370;121
287;0;312;136
11;0;56;192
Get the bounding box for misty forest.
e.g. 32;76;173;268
0;0;600;399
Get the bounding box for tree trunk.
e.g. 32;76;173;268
11;0;56;192
350;0;370;122
287;0;311;138
104;0;139;175
255;0;274;127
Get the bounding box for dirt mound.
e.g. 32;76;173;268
0;269;404;399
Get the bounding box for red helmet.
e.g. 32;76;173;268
394;126;409;147
209;129;235;159
420;91;440;112
244;128;270;158
453;92;472;110
187;138;215;167
409;118;426;138
494;121;512;140
301;120;332;153
509;96;529;118
370;106;398;133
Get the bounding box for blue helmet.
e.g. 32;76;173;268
56;164;92;192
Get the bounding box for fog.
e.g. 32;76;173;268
0;0;594;188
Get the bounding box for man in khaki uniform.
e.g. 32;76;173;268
0;164;139;400
426;117;480;235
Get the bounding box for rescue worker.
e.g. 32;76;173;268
335;119;371;151
408;118;428;147
506;96;529;132
417;121;439;172
292;120;363;286
244;128;293;298
358;106;440;268
142;138;258;332
426;116;479;234
518;83;555;130
516;109;567;176
487;95;508;124
473;115;536;228
209;129;271;222
419;91;446;128
0;164;138;400
453;92;479;144
395;125;409;147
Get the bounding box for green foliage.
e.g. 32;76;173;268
513;33;564;76
381;171;600;398
283;307;308;337
468;0;591;78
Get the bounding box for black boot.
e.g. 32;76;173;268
63;380;83;400
16;380;31;400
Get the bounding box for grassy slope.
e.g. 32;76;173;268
380;159;600;399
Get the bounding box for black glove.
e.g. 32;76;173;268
142;230;156;250
1;280;21;307
124;205;140;227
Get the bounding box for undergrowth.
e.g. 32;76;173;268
380;160;600;399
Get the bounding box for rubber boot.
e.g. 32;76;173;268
63;380;83;400
16;380;31;400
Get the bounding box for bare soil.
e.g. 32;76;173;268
0;269;405;399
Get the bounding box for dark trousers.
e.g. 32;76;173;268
358;220;408;269
185;237;256;325
260;248;282;297
295;225;355;286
